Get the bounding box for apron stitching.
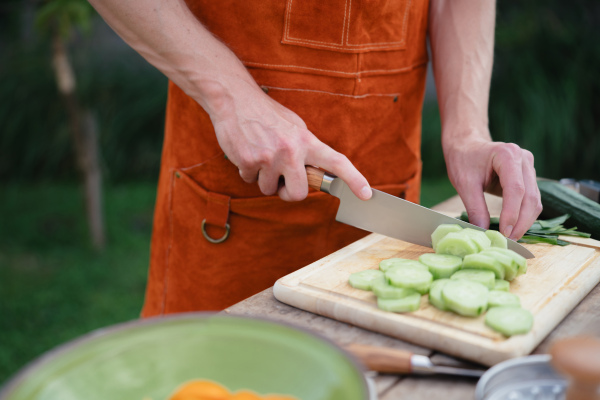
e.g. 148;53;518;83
258;85;400;98
179;152;225;171
162;169;176;315
341;0;350;45
282;38;406;50
243;60;428;77
345;0;352;45
283;0;409;49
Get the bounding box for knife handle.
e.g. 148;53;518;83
306;166;325;192
345;343;414;374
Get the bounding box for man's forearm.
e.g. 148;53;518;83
429;0;496;144
88;0;257;117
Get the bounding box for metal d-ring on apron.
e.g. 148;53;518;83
201;219;230;243
202;191;232;244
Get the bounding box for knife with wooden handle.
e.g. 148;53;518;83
306;166;534;259
345;343;485;378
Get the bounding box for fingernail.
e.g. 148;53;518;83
360;185;372;200
504;225;513;238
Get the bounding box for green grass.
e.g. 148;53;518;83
0;178;455;384
0;182;156;383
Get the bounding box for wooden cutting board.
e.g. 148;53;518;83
273;194;600;366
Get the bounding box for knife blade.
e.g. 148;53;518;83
306;166;534;259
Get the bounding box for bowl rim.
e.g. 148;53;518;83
0;312;371;399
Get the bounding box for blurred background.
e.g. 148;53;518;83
1;0;598;383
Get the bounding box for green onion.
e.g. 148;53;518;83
457;213;591;246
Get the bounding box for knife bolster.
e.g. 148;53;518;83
306;166;336;193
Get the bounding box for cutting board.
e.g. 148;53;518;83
273;194;600;366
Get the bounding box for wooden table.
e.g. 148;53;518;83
224;195;600;399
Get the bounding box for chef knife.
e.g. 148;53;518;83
306;166;534;259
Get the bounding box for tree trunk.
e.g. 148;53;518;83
52;32;106;251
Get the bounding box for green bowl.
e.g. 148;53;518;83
0;314;370;400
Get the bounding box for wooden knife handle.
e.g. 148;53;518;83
306;166;325;192
345;343;413;374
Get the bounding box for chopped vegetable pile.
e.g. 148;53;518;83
458;213;591;246
349;224;534;337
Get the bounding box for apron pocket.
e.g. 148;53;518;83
163;167;409;312
282;0;413;53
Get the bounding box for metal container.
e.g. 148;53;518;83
475;355;568;400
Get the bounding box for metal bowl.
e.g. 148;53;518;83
475;354;568;400
0;313;373;400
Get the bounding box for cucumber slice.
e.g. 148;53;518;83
485;230;508;249
450;269;496;290
441;279;489;317
379;258;428;272
428;279;451;311
488;290;521;308
431;224;463;251
461;228;492;251
373;280;419;300
484;248;527;276
418;253;462;279
377;292;422;313
494;279;510;292
385;265;433;294
485;306;533;336
435;232;479;258
348;269;385;291
480;249;518;281
461;253;505;280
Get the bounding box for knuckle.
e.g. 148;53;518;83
330;153;350;171
522;149;535;163
507;182;526;196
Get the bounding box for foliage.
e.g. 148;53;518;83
0;183;155;381
35;0;95;38
423;0;599;181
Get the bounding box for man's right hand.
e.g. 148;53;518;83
209;81;372;202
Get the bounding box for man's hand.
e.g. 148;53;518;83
210;82;372;202
430;0;542;240
444;132;542;240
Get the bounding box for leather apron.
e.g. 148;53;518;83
141;0;430;316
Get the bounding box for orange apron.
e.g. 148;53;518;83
141;0;430;316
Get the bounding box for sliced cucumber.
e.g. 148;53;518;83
484;248;527;276
441;279;489;317
373;280;419;300
431;224;463;251
385;265;433;294
428;279;451;311
485;306;533;336
480;249;518;281
435;232;479;258
461;228;492;251
377;292;422;313
450;269;496;290
494;279;510;292
488;290;521;308
461;253;505;280
348;269;385;291
379;258;427;272
485;230;508;249
418;253;462;279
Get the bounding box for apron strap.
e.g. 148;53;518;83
202;191;231;243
